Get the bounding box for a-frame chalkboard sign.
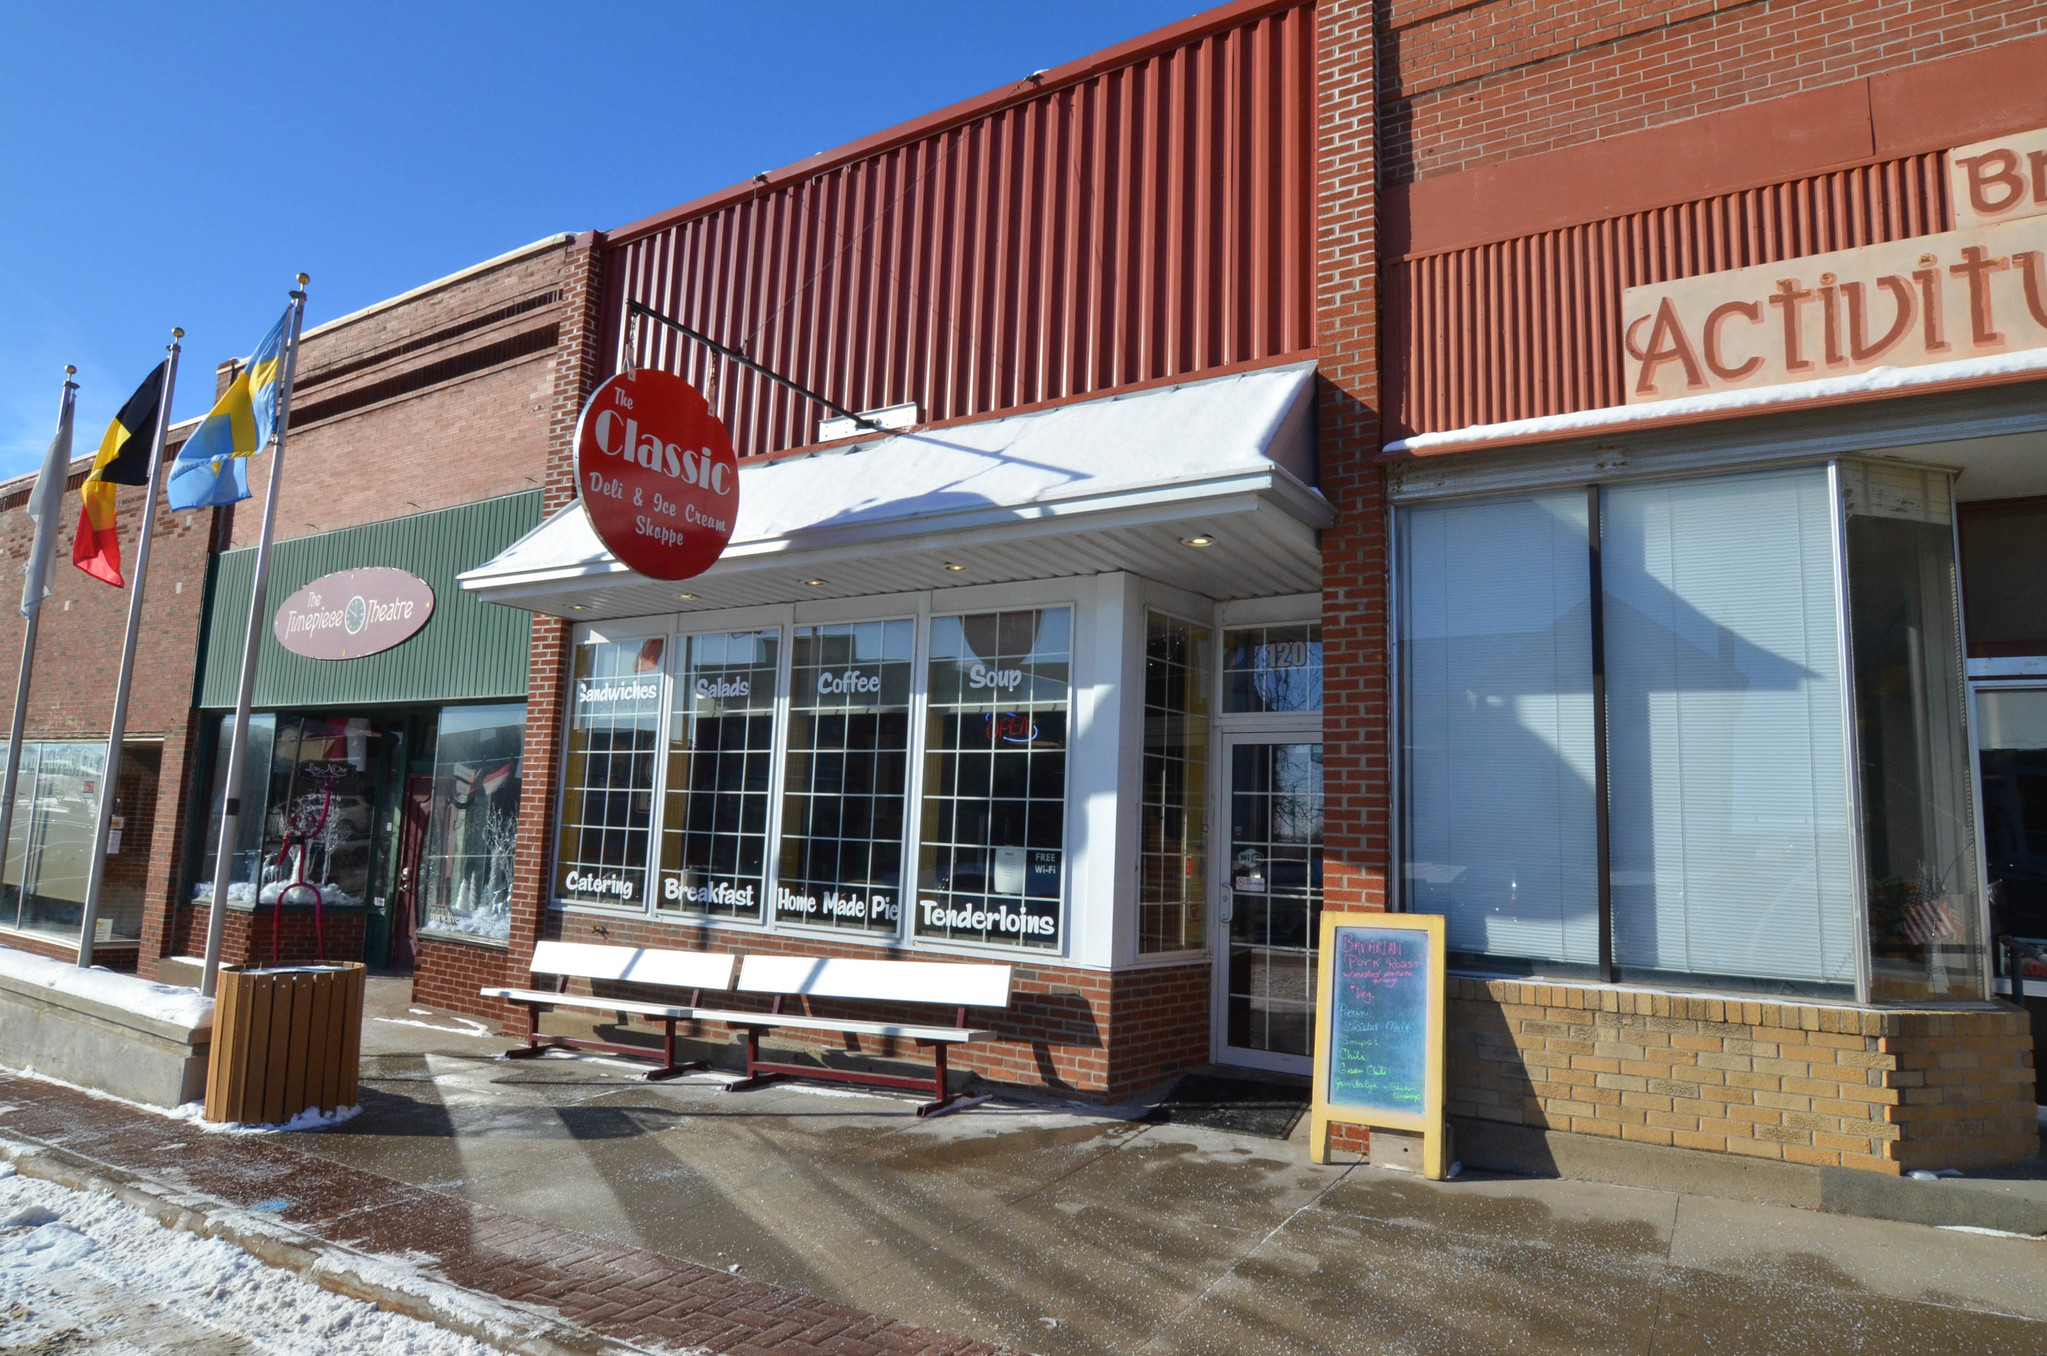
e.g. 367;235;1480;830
1308;911;1448;1177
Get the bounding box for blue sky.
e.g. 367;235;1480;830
0;1;1199;478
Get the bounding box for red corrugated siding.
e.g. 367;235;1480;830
605;1;1315;458
1385;153;1952;440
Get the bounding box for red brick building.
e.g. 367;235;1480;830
1369;2;2047;1171
0;237;587;987
161;237;584;983
0;411;212;971
451;0;2040;1174
12;0;2031;1176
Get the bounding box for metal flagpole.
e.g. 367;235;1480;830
0;368;78;940
78;331;183;967
200;278;309;998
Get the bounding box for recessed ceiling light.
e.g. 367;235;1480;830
676;593;696;600
944;563;966;572
804;579;826;587
570;604;586;610
1180;535;1215;548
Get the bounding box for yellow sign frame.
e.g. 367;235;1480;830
1308;911;1448;1178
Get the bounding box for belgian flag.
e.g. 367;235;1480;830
72;361;166;587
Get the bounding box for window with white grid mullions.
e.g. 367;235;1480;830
658;629;779;921
777;620;915;933
916;608;1070;948
1222;623;1323;713
1141;612;1210;953
555;637;665;909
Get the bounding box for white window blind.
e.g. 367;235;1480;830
1402;492;1599;965
1602;468;1856;987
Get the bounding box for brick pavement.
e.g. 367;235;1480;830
0;1071;1020;1356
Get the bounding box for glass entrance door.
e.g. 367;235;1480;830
1977;683;2047;1102
1215;736;1324;1070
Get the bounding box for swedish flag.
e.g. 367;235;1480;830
168;307;290;510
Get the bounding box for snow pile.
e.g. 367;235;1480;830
1383;346;2047;454
0;945;212;1032
0;1165;502;1354
190;880;366;907
164;1099;363;1134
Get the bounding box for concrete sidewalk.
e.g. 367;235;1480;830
324;986;2047;1352
0;1072;1015;1356
5;982;2045;1355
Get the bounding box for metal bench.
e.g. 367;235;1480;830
691;955;1013;1116
482;941;735;1081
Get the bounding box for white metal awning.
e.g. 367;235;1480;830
460;360;1326;619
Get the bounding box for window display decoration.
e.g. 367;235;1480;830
419;703;525;942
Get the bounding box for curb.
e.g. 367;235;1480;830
0;1136;688;1356
1452;1117;2047;1236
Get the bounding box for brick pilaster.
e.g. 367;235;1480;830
1315;0;1387;914
486;232;607;1009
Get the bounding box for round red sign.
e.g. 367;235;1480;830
574;367;740;581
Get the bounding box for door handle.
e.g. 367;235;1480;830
1218;886;1233;923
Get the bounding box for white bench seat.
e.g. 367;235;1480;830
689;1008;997;1043
482;988;695;1020
715;955;1013;1114
485;942;735;1080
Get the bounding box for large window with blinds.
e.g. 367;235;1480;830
1402;491;1600;970
1401;462;1982;1002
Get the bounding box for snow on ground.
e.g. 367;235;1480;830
0;947;212;1031
0;1163;501;1354
1;1062;358;1134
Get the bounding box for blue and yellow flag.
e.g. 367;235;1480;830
167;308;290;510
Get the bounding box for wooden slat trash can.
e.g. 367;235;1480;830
203;963;365;1126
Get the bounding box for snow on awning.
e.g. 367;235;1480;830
1382;348;2047;460
461;360;1326;619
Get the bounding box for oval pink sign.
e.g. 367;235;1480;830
272;568;435;661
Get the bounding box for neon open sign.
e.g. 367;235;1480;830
984;712;1038;744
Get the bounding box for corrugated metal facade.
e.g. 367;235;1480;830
197;492;541;710
1384;152;1952;440
605;0;1315;459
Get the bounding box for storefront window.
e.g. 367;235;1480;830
658;629;778;921
917;609;1070;948
555;636;664;907
1141;612;1210;952
778;620;913;932
1604;469;1856;992
1843;464;1984;1001
418;703;524;941
1402;492;1600;970
193;714;276;905
0;742;109;941
265;716;377;908
1223;624;1322;713
1400;465;1927;999
193;714;378;910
